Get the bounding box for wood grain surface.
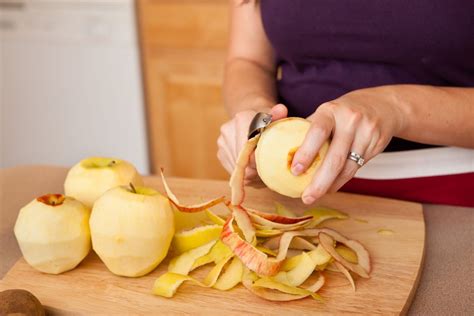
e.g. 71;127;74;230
0;177;425;315
137;0;229;179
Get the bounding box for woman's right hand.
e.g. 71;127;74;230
217;104;288;183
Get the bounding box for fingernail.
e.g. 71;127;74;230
302;195;315;205
292;163;304;176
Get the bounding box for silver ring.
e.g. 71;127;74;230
348;151;365;167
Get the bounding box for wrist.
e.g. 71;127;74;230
228;94;275;117
379;85;413;137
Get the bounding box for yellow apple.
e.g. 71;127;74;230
14;194;91;274
255;118;329;198
90;185;174;277
64;157;143;208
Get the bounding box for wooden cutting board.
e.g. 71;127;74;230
0;177;425;315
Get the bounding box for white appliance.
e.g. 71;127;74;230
0;0;149;173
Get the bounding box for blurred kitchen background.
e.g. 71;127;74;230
0;0;229;179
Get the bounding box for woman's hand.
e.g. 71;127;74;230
217;104;288;183
291;87;407;204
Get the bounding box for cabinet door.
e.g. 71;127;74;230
137;0;229;179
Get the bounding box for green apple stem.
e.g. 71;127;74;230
129;182;137;194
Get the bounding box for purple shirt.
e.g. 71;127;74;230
260;0;474;151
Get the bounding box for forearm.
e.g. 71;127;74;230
387;85;474;148
223;58;277;117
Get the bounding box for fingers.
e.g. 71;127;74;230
244;166;258;183
217;104;288;180
217;135;235;174
270;103;288;121
301;112;358;204
248;152;256;169
328;130;371;193
244;153;259;182
291;108;334;176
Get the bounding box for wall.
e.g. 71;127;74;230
0;0;149;173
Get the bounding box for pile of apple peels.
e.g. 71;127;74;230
153;167;371;301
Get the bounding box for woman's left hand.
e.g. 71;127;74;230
290;86;408;205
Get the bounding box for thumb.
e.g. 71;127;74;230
270;103;288;121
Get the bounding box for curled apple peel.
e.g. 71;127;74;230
168;241;216;274
245;207;313;225
334;261;356;292
229;135;260;205
191;241;233;270
249;277;323;301
243;272;325;302
318;232;369;278
263;236;317;251
231;205;256;243
153;256;233;298
318;228;371;274
303;207;349;228
160;169;225;213
213;256;244;291
173;225;222;254
221;215;282;277
245;208;313;231
151;140;371;301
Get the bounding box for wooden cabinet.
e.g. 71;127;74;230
137;0;229;179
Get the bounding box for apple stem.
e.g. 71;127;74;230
108;160;117;167
130;182;137;193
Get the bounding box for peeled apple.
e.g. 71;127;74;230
255;118;329;198
64;157;143;208
89;185;174;277
14;194;91;274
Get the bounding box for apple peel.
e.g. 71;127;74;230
319;228;371;274
334;261;356;292
206;209;226;226
276;230;322;260
273;252;316;286
160;169;225;212
318;232;369;278
191;240;233;270
153;256;233;298
251;277;323;301
229;135;260;205
256;229;283;238
168;241;216;274
231;205;256;243
213;256;244;290
256;246;277;257
242;267;325;302
281;244;331;272
246;207;313;226
221;215;282;276
152;272;197;298
336;245;358;264
303;207;348;228
173;225;222;254
264;236;317;251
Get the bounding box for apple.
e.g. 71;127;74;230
14;194;91;274
89;184;174;277
255;118;329;198
64;157;143;208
